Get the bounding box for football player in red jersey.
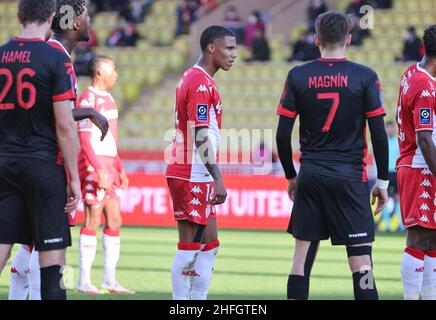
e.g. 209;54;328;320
76;56;133;295
396;25;436;300
166;25;237;300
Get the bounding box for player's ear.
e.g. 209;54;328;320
207;43;216;54
345;34;352;47
73;17;81;31
314;34;321;47
47;12;55;26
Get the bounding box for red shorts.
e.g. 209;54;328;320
80;156;121;206
167;178;216;225
398;167;436;230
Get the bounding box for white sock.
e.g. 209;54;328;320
28;249;41;300
102;228;120;286
78;228;97;287
191;240;220;300
422;251;436;300
171;242;201;300
8;245;31;300
401;247;425;300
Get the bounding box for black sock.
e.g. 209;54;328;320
40;265;67;300
287;275;309;300
352;270;378;300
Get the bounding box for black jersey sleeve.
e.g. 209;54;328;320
364;70;386;118
276;115;297;179
51;52;76;102
277;70;298;119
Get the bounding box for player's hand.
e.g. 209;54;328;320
287;178;297;201
90;109;109;141
371;186;388;216
210;179;227;205
120;169;129;189
97;170;110;190
65;180;80;213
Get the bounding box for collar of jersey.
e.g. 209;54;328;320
12;37;43;42
193;64;213;79
318;58;348;62
416;62;436;81
47;38;71;58
89;86;108;97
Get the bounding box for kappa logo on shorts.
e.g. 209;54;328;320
419;203;430;211
419;108;431;125
189;198;202;206
420;191;431;199
421;179;432;187
191;186;203;194
420;215;430;223
196;104;208;121
421;168;432;175
189;209;201;218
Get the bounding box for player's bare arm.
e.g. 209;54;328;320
73;108;109;141
53;100;81;212
276;115;297;200
417;130;436;176
368;115;389;215
195;126;227;205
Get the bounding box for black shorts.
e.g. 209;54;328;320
0;156;71;251
288;170;375;245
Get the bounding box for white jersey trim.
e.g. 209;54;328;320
416;62;436;81
47;38;71;58
89;86;109;97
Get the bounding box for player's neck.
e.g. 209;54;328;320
92;81;108;93
319;47;346;60
51;33;77;55
196;56;217;78
19;23;49;41
419;56;436;78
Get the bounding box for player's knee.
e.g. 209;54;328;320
347;245;373;273
106;217;122;231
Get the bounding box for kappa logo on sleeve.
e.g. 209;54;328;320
197;104;208;121
419;108;431;125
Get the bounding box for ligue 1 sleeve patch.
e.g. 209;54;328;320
419;108;431;125
197;104;208;121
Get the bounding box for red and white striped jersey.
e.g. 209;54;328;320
78;86;119;159
166;65;223;182
396;63;436;169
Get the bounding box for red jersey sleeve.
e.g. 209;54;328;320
412;80;435;132
186;75;213;128
77;89;102;171
277;70;298;119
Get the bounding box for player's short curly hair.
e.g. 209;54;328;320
315;11;351;47
51;0;86;34
17;0;56;26
423;25;436;58
200;25;235;52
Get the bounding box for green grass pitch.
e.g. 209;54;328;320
0;227;405;300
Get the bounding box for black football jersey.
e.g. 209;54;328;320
0;37;76;164
277;58;385;182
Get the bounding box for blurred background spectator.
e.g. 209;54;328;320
287;30;320;62
223;5;245;44
175;0;200;36
396;26;425;62
244;10;265;48
307;0;328;32
246;28;270;62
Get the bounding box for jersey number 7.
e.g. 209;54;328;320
317;92;339;133
0;68;36;110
